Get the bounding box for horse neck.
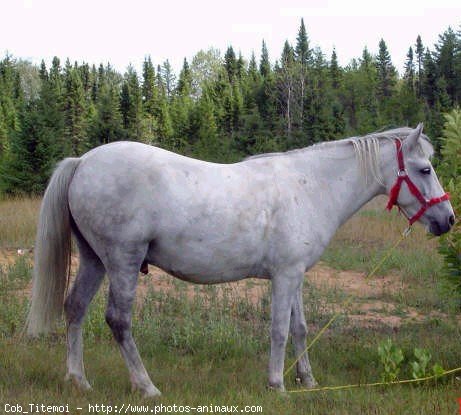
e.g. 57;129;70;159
292;142;387;227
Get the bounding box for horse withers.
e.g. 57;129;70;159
26;124;454;397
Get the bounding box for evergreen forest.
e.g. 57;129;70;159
1;20;461;194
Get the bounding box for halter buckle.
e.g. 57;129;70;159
403;227;412;237
397;169;407;177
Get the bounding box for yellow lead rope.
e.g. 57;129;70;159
287;367;461;394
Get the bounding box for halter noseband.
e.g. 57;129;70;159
386;139;450;225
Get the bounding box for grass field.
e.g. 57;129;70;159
0;197;460;415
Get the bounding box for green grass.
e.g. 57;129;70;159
1;196;461;414
1;257;461;414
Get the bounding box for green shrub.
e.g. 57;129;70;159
437;109;461;301
411;347;432;379
378;338;404;382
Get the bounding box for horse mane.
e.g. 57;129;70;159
245;127;434;185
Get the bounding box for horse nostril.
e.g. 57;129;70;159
448;215;455;227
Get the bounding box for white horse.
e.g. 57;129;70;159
26;124;454;397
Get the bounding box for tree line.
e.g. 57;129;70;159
1;19;461;194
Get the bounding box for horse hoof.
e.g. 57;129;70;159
296;375;318;388
141;386;162;399
132;383;162;399
267;384;286;393
65;373;92;392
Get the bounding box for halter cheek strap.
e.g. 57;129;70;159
386;139;450;225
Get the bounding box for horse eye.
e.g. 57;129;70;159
420;167;431;175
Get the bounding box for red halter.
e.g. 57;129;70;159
386;139;450;225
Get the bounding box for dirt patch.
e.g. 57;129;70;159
0;248;450;328
307;264;406;298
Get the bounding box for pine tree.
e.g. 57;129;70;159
156;64;166;97
329;49;345;137
0;55;21;157
147;63;174;149
141;56;160;143
295;18;311;66
375;39;398;125
49;57;63;97
221;80;234;135
236;52;245;79
415;35;424;97
330;48;341;90
90;64;98;102
259;40;271;77
192;92;228;162
376;39;397;100
2;100;42;193
155;94;173;149
277;41;296;135
434;27;459;105
0;109;8;161
142;56;158;116
120;66;144;142
224;46;237;82
248;52;259;82
177;58;192;97
342;48;379;133
422;48;438;107
403;47;415;92
63;63;89;155
400;47;423;126
305;49;333;143
242;52;260;110
161;60;175;99
171;59;193;146
294;19;312;131
257;41;275;128
79;63;91;98
32;59;66;178
89;79;124;146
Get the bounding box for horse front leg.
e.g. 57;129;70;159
290;288;318;387
268;267;304;391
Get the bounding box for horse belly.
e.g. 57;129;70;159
145;233;266;284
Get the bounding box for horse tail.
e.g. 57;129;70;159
26;157;81;337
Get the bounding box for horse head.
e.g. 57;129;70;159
383;123;455;236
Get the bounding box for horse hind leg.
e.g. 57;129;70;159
104;247;161;398
64;231;105;391
290;288;317;388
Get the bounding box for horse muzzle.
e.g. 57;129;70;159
428;213;455;236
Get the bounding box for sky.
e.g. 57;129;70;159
2;0;461;74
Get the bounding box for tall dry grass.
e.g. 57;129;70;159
0;194;440;258
0;196;41;249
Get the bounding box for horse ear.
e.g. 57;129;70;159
404;123;424;151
